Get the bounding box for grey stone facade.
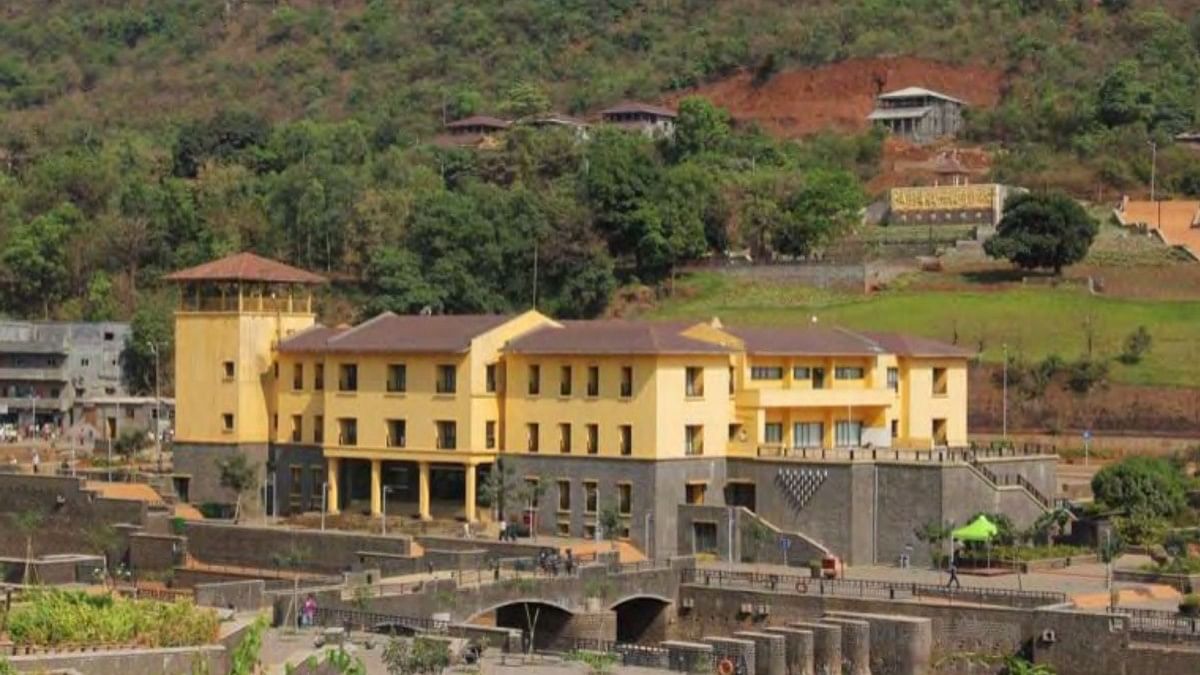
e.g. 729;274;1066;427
174;441;269;510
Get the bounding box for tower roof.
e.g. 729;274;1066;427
163;252;326;284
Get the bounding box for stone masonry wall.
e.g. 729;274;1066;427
183;521;412;574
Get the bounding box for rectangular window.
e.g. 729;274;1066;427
526;423;540;453
933;418;948;446
813;367;826;389
619;425;632;456
764;422;783;444
436;420;457;450
933;367;948;396
686;483;707;505
126;407;136;420
835;421;863;447
338;418;358;446
291;415;302;443
314;415;323;443
584;481;598;514
560;365;572;396
618;483;632;515
887;367;899;392
728;423;742;441
338;364;357;392
792;366;811;381
751;366;784;380
387;419;406;448
289;466;303;504
387;364;407;393
557;522;570;536
486;364;498;393
620;366;633;398
559;423;572;453
222;413;234;431
586;424;598;455
528;365;541;395
835;366;865;380
485;420;496;449
436;364;456;394
273;363;279;379
223;361;235;379
558;480;571;511
685;366;704;397
586;366;599;397
292;364;304;391
314;364;325;390
685;424;704;456
891;420;899;439
729;366;736;394
526;478;541;508
272;414;278;431
792;422;823;448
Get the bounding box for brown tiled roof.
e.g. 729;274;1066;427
320;313;512;353
276;325;345;353
724;326;885;356
505;320;730;355
445;115;512;130
599;101;677;118
860;332;976;358
163;252;326;284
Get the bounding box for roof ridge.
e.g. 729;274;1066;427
328;311;396;343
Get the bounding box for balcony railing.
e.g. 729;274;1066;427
0;367;68;381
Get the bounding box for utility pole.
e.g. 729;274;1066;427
320;482;327;532
1002;343;1008;440
149;341;162;473
381;485;393;536
1148;140;1157;203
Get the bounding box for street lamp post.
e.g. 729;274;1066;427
381;485;394;536
148;341;162;473
1149;140;1157;203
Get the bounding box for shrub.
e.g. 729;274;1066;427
1180;593;1200;616
1119;325;1152;364
7;589;218;647
1091;456;1187;517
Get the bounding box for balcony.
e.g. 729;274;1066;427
0;367;68;382
736;386;894;410
0;396;69;411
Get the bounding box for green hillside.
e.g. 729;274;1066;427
0;1;1198;389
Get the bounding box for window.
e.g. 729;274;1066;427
485;420;496;449
81;358;89;367
584;524;597;539
618;425;632;456
125;407;135;419
558;480;571;511
526;423;539;452
584;481;598;514
729;367;736;394
526;478;541;508
338;364;358;391
338;418;358;446
835;366;864;380
273;363;279;379
293;364;304;391
223;361;235;379
436;421;457;450
751;366;784;380
436;364;456;394
685;367;704;397
933;367;948;396
222;413;234;431
887;367;899;393
618;483;632;515
103;331;114;341
932;419;948;446
557;522;571;536
289;466;303;506
560;366;572;396
728;423;742;441
314;364;324;390
685;425;704;456
387;364;407;393
686;483;707;505
486;364;498;393
586;366;599;397
291;415;302;442
835;421;862;447
387;419;406;448
559;423;572;453
586;424;598;455
620;366;633;398
764;422;783;444
792;366;811;381
793;422;823;448
813;368;826;389
528;365;541;395
314;415;324;443
891;420;899;439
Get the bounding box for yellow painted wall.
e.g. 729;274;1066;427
897;358;968;447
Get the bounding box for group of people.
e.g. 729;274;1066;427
497;520;522;541
535;547;575;576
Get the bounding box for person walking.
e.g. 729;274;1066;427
946;561;961;589
301;594;317;627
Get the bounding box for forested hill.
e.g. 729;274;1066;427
0;1;1198;366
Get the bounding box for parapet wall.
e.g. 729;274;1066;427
183;521;412;574
0;473;147;559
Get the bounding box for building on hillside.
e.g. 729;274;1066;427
520;112;590;140
71;396;175;443
886;183;1010;230
868;87;966;143
436;115;512;149
1176;131;1200;150
0;321;130;431
164;254;1062;566
599;102;677;137
1114;196;1200;261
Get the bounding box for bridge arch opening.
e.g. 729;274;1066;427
478;601;574;651
610;595;672;644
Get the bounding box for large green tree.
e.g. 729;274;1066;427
1091;456;1186;518
1;204;80;317
984;192;1098;275
772;168;864;258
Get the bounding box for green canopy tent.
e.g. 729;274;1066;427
952;515;999;568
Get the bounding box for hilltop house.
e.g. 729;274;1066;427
599;101;677;137
868;87;966;143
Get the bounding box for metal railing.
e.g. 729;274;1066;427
312;606;449;634
965;460;1052;509
756;442;1057;463
682;568;1066;608
1108;607;1200;642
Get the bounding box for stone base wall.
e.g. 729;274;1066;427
174;442;268;510
182;521;412;575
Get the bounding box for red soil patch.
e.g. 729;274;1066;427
672;56;1004;138
871;137;995;192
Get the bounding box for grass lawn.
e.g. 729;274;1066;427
645;272;1200;388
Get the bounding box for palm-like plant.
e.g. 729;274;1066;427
10;510;44;585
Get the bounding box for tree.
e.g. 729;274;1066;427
1091;456;1186;517
0;204;80;317
272;545;310;630
218;453;259;523
773;168;864;258
672;97;730;159
383;636;451;674
1119;325;1152;364
122;299;173;395
113;428;150;466
502;81;550;118
81;524;120;586
984;192;1098;275
10;510;44;585
478;458;519;523
914;520;953;570
82;272;118;321
1097;60;1152;127
363;247;445;315
599;503;622;549
1032;507;1071;546
520;475;550;541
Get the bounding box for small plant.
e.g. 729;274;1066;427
566;649;620;674
807;558;822;578
1118;325;1152;365
230;615;267;675
382;636;450;675
1182;594;1200;617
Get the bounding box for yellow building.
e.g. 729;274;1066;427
169;254;974;553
